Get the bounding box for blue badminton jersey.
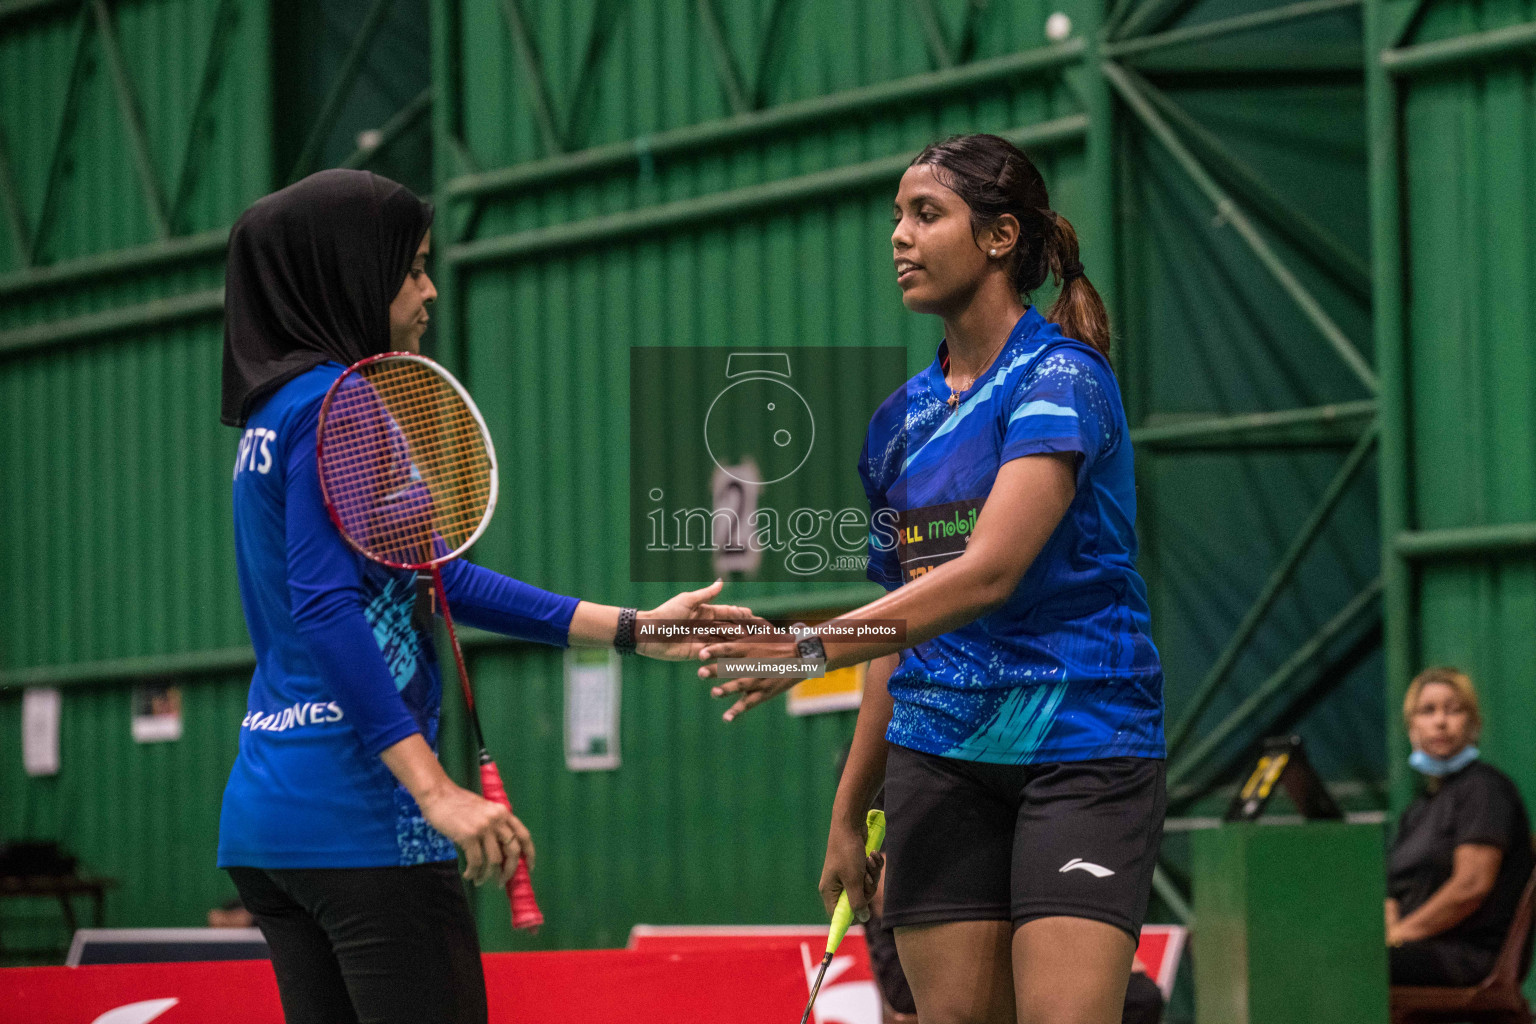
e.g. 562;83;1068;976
219;363;579;869
860;308;1164;764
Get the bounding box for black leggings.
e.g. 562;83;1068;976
229;861;486;1024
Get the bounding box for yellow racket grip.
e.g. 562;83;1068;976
826;808;887;955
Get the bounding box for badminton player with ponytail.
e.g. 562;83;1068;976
217;169;748;1024
700;135;1164;1024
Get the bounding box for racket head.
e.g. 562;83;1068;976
316;352;499;570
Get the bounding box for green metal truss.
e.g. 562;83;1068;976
0;0;438;355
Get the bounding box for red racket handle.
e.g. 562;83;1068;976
479;759;543;931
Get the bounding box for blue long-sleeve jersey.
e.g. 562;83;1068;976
218;363;578;868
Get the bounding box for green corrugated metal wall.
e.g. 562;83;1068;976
1402;1;1536;798
3;0;1533;998
0;0;270;957
1371;1;1536;818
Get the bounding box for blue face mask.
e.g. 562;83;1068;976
1409;745;1479;777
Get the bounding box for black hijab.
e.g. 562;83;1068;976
220;169;434;426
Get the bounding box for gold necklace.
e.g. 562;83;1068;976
946;334;1009;411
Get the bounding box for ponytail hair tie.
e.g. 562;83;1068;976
1060;259;1085;282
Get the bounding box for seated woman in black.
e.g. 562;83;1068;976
1387;667;1534;986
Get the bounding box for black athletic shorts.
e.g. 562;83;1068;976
881;744;1166;939
229;860;486;1024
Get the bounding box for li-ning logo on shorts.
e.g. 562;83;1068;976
1059;858;1116;878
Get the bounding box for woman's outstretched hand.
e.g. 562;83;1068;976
696;634;811;721
637;579;770;661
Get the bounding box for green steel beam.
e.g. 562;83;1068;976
448;136;492;246
1079;0;1117;346
1103;0;1139;42
749;0;800;108
169;0;239;232
0;0;71;26
1117;0;1200;44
446;115;1087;268
1389;0;1433;48
1152;864;1195;927
1122;44;1363;74
429;0;464;377
1130;400;1377;446
953;0;987;64
443;38;1085;202
31;4;93;267
342;86;433;169
0;120;32;266
1169;620;1384;812
1104;61;1379;396
1165;423;1378;759
0;645;255;691
0;229;225;299
91;0;171;239
563;0;626;148
1106;0;1363;59
696;0;750;114
1138;433;1366;453
0;287;224;357
496;0;562;155
912;0;955;68
1382;19;1536;75
1394;522;1536;560
1166;577;1383;794
448;135;481;177
1128;72;1372;302
1366;0;1414;815
289;0;398;182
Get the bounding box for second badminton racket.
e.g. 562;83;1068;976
315;350;542;931
800;809;887;1024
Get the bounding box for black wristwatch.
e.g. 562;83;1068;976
614;607;639;655
795;633;826;662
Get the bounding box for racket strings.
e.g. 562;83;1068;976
319;358;494;567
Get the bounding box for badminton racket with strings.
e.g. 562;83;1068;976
315;350;542;931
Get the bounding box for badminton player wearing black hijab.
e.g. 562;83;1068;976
218;170;754;1024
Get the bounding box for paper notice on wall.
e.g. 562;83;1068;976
131;683;183;743
565;648;621;771
23;687;61;776
787;661;866;716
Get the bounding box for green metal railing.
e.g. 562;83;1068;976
440;39;1087;206
0;288;225;356
445;115;1088;268
1395;522;1536;561
1381;18;1536;75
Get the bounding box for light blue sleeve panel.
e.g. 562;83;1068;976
1000;347;1118;489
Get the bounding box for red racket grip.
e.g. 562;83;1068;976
479;759;544;931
